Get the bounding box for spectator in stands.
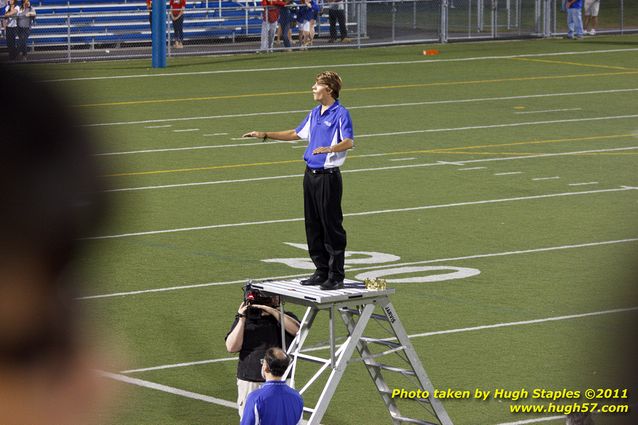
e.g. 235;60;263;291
326;0;349;43
297;0;319;48
277;0;294;49
240;347;303;425
308;0;318;45
225;289;299;419
16;0;35;60
1;0;6;37
169;0;185;48
2;0;19;61
583;0;600;35
274;25;291;47
260;0;286;52
565;0;584;39
0;63;112;425
146;0;152;27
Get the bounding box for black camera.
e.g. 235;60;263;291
244;285;272;306
243;282;276;318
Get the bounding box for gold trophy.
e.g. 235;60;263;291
364;278;387;291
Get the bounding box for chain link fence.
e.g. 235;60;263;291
2;0;636;62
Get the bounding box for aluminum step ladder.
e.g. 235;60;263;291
250;278;454;425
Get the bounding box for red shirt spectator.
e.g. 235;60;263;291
170;0;185;18
262;0;286;23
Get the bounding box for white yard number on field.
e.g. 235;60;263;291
261;242;480;284
355;266;480;283
261;242;400;270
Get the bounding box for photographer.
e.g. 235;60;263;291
225;286;300;419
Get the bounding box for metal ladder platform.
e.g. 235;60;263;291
250;278;454;425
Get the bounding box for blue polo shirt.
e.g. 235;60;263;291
240;380;304;425
296;100;354;169
297;0;319;22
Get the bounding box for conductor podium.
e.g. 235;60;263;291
249;278;454;425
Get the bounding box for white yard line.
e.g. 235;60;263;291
514;108;582;114
106;146;638;193
88;186;636;240
107;172;301;192
85;88;638;128
96;139;297;156
89;108;309;128
389;157;416;161
100;372;316;424
144;124;172;129
495;416;564;425
172;128;200;133
568;182;599;186
119;306;638;373
203;132;228;136
78;237;638;300
354;114;638;139
459;167;487;171
45;48;638;83
98;371;236;409
79;273;307;300
532;177;560;181
355;152;390;158
437;160;466;166
408;307;638;338
121;357;239;374
343;237;638;273
494;172;523;176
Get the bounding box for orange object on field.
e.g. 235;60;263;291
422;49;440;56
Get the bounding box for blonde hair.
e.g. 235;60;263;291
315;71;342;99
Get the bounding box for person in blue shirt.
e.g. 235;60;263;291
243;71;354;291
565;0;584;39
297;0;319;48
240;347;304;425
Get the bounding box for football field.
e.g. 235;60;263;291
39;35;638;425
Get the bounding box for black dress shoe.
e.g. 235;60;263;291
319;279;344;291
300;273;327;286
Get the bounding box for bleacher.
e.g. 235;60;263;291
26;0;266;49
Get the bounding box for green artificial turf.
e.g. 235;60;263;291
30;35;638;425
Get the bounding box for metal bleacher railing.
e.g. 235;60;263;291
3;0;637;62
26;1;263;54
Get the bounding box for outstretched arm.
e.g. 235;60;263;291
242;129;301;141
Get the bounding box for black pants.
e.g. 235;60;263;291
328;9;347;41
278;9;292;48
172;15;184;42
6;27;18;60
17;27;30;57
303;167;347;281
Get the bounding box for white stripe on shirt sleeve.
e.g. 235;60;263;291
296;113;312;140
